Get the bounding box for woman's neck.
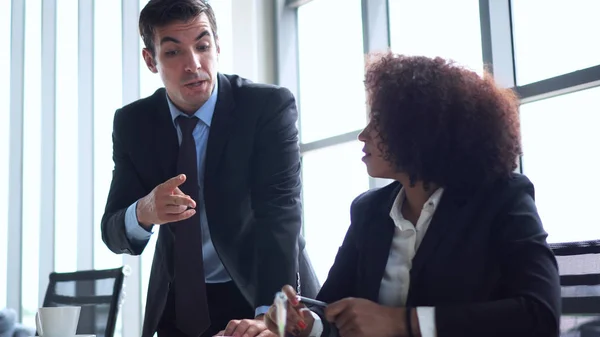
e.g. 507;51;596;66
397;175;438;225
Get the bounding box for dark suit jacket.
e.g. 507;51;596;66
313;174;561;337
100;74;314;337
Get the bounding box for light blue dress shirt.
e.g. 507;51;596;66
123;80;269;317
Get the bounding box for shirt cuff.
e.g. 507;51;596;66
416;307;436;337
255;306;270;318
124;200;153;243
308;310;323;337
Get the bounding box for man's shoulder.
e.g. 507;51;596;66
114;88;166;124
121;88;165;114
221;73;294;102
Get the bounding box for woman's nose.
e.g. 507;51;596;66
358;127;368;141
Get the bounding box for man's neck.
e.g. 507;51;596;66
172;100;205;115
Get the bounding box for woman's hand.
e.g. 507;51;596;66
265;285;314;337
325;298;414;337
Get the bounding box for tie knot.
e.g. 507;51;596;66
176;115;199;136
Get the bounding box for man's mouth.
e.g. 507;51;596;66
185;80;206;87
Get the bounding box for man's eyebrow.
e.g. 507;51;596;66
159;30;211;46
196;30;210;41
160;36;180;45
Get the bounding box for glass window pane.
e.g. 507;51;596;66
94;0;123;270
512;0;600;85
520;86;600;243
138;0;164;103
22;0;42;326
210;0;233;75
0;0;10;309
297;0;366;143
388;0;483;74
94;3;124;336
55;0;78;273
139;64;163;99
302;141;370;283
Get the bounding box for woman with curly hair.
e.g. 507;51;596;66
264;53;560;337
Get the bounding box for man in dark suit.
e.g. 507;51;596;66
100;1;307;337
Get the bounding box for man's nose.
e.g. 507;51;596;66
184;53;201;72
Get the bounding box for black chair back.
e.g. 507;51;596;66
42;266;129;337
551;240;600;337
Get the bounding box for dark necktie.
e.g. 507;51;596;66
174;115;210;336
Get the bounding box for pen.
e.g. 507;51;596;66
297;296;328;308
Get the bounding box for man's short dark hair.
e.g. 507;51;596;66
139;0;218;56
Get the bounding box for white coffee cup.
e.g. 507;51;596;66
35;306;81;337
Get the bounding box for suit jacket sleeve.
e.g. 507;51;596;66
435;190;561;337
251;87;303;308
101;109;151;256
310;194;365;337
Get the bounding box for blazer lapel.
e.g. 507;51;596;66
205;74;236;188
152;88;179;180
407;188;471;303
363;185;400;302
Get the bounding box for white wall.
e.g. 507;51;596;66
231;0;276;84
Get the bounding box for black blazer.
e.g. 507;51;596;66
100;74;313;337
314;174;561;337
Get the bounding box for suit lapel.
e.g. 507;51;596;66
363;185;400;302
205;74;236;188
152;88;179;180
407;188;471;304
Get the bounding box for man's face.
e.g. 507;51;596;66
142;13;219;114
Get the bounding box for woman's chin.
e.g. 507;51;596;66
365;167;396;181
365;167;383;179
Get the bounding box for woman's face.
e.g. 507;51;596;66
358;121;397;179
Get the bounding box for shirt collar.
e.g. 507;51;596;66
166;75;219;127
389;186;444;230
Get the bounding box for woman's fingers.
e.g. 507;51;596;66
285;299;312;335
269;286;313;336
282;285;300;306
265;305;279;332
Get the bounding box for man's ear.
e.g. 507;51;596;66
142;48;158;73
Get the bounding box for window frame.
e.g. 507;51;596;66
275;0;600;238
275;0;391;194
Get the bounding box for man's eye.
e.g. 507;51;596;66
165;50;178;56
